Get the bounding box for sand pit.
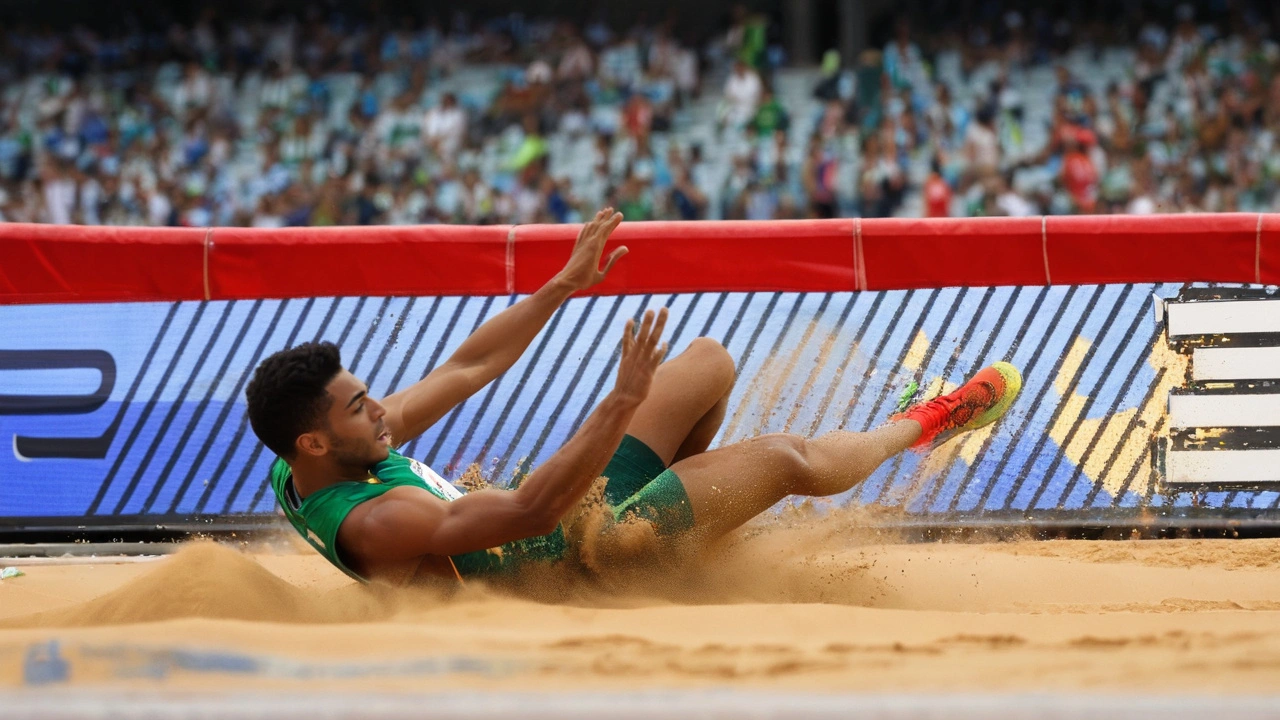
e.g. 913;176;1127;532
4;510;1280;702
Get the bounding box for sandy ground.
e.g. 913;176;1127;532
3;512;1280;695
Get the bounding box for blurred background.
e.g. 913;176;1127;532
0;0;1276;228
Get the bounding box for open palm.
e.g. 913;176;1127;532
557;207;629;291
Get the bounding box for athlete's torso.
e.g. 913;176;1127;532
270;449;567;582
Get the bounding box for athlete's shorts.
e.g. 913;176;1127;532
604;434;696;536
451;435;695;578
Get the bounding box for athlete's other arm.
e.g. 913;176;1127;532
339;309;668;563
379;208;629;445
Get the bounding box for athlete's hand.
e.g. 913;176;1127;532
555;207;628;292
613;308;668;406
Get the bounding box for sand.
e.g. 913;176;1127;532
4;512;1280;694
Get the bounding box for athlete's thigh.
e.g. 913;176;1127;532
625;338;734;465
661;433;798;541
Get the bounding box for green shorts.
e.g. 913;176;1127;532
604;435;696;536
452;435;694;577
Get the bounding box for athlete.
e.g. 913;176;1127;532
245;208;1022;584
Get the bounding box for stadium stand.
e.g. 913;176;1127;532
1;3;1278;227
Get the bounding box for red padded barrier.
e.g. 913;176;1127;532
859;217;1047;289
0;223;205;303
1046;214;1259;285
206;225;511;300
512;220;857;295
4;215;1280;304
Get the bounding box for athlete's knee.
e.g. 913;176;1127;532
686;337;736;391
751;433;814;487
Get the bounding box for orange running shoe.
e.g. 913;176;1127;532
890;362;1022;449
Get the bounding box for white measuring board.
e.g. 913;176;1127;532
1168;393;1280;427
1166;298;1280;337
1191;346;1280;381
1165;448;1280;485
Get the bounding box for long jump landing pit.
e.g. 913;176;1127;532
5;524;1280;716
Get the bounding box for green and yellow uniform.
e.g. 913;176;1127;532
270;436;694;583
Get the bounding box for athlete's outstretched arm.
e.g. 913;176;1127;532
340;309;668;563
381;208;629;444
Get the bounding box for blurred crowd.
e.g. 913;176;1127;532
0;9;720;227
733;2;1280;219
2;4;1280;227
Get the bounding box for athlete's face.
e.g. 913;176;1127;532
320;369;391;466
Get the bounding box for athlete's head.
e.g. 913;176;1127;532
246;341;390;466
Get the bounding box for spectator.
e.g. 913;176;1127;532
251;194;287;228
964;106;1001;181
74;164;102;225
1062;133;1099;213
310;180;344;226
923;158;952;218
459;168;495;224
750;88;790;137
860;132;905;218
622;93;654;141
742;179;777;220
802;139;838;219
142;182;172;227
40;161;76;225
926;84;967;153
722;5;750;66
175;61;213;116
672;38;701;102
813;50;842;102
353;175;384;225
1127;163;1160;215
557;30;594;82
507;115;548;172
995;173;1037;217
614;172;652;221
734;10;769;70
422;93;467;163
670;168;709;220
375;92;424;161
721;60;762;130
648;29;682;82
854;49;884;130
884;19;927;97
600;33;643;92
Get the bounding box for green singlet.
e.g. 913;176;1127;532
270;436;695;583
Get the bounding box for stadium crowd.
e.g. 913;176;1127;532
1;4;1279;227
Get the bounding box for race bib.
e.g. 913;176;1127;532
407;458;464;501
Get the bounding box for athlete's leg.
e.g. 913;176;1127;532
613;362;1022;544
624;337;736;465
666;421;922;541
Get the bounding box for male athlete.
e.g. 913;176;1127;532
246;208;1021;584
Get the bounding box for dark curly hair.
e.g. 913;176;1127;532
245;341;343;459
